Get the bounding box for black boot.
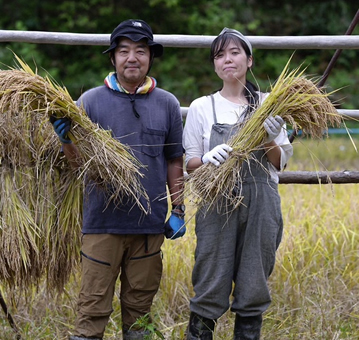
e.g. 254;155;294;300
123;328;152;339
233;314;262;340
69;336;102;340
186;312;216;340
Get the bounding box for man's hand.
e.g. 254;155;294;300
50;116;72;144
202;143;233;167
164;211;186;239
263;116;284;143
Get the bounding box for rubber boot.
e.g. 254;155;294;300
69;336;102;340
233;314;262;340
186;312;216;340
123;329;152;340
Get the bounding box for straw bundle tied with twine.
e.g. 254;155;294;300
0;54;149;293
185;58;344;210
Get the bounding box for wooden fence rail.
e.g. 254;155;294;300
1;30;359;184
181;108;359;119
1;31;359;49
278;170;359;184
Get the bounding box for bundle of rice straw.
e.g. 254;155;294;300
185;58;343;210
0;55;148;293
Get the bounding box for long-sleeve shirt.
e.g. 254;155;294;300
183;91;293;182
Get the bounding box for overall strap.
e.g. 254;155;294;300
210;94;217;124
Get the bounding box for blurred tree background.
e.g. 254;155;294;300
0;0;358;110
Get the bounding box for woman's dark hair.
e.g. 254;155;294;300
210;33;252;64
210;32;259;118
243;80;259;119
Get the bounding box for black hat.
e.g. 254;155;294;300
103;19;163;57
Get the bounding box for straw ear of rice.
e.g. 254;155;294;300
0;54;149;293
2;55;149;212
185;58;343;210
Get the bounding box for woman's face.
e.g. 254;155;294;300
213;39;252;84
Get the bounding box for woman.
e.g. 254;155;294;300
183;28;293;340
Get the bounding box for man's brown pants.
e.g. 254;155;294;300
73;233;164;339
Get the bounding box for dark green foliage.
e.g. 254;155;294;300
0;0;358;109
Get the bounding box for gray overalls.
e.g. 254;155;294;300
190;95;284;320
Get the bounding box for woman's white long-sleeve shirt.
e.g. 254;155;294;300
183;91;293;183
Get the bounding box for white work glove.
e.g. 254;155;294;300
202;143;233;167
263;116;285;143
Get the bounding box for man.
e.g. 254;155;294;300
51;19;185;340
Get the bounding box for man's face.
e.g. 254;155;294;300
112;37;151;87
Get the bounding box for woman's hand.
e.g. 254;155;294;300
263;116;284;143
202;143;233;167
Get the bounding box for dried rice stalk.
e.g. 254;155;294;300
185;58;343;210
0;54;149;293
0;55;149;211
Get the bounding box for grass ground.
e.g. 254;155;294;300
1;136;359;340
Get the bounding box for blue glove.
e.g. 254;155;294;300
50;116;72;144
164;211;186;239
